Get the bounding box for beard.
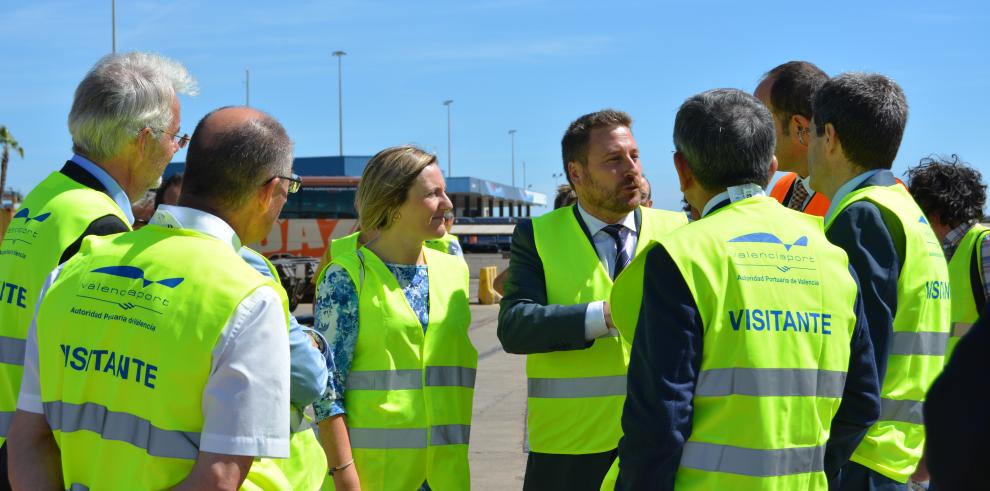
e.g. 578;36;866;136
584;177;641;215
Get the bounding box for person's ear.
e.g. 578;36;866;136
824;123;839;156
673;151;693;193
792;114;811;147
769;155;779;178
567;161;584;187
258;177;278;211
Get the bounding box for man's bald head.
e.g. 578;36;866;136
182;106;293;209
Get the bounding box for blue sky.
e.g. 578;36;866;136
2;0;988;212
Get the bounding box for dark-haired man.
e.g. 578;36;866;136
9;107;296;489
497;109;686;490
615;88;879;490
808;73;952;490
755;61;831;215
906;156;989;359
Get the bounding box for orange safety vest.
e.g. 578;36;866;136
769;172;830;217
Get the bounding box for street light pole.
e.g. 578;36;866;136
508;129;517;187
332;51;347;157
443;100;453;177
522;160;527;189
245;69;250;107
111;0;116;54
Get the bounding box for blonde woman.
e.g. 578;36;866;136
314;146;477;491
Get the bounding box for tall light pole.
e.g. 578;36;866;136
508;129;517;187
443;100;453;177
522;160;527;189
332;51;347;157
245;69;250;107
553;172;564;186
111;0;116;54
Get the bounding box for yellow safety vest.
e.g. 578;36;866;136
0;171;129;444
826;183;952;483
945;224;989;360
36;225;290;490
331;246;476;490
528;206;686;455
425;233;461;255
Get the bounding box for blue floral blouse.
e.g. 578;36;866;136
312;262;430;421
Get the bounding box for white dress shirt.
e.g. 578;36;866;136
18;205;291;458
575;203;638;341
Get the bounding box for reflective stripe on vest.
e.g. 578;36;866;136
880;398;924;425
827;183;951;482
0;411;13;437
527;375;626;398
0;336;26;366
43;401;200;460
348;366;477;390
889;332;949;356
349;424;472;449
695;368;846;398
529;206;686;454
681;441;826;477
68;484;89;491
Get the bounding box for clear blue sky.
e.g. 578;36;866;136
3;0;988;212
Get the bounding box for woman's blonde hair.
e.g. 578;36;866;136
355;145;439;231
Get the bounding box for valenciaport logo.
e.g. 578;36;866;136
12;208;51;224
77;266;184;314
92;266;184;288
728;232;816;273
919;216;929;224
729;232;808;251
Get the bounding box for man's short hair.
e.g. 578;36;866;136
673;89;776;191
907;155;986;227
812;72;908;170
561;109;632;185
762;61;828;134
68;52;197;162
182;107;294;208
154;172;183;209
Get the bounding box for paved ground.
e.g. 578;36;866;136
295;252;529;489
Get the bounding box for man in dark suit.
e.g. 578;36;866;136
808;72;952;490
497;109;686;491
0;52;196;489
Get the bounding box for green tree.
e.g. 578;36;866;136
0;126;25;206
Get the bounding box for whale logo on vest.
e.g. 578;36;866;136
919;216;929;224
729;232;808;251
91;266;185;288
13;208;51;224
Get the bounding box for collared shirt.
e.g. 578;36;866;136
18;205;291;458
576;203;638;340
943;220;990;301
824;169;883;223
701;183;766;218
71;154;135;225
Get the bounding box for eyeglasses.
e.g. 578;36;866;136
796;127;811;146
263;173;302;193
151;128;190;149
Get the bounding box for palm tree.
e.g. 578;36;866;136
0;126;25;206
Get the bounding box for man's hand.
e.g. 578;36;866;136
603;302;619;337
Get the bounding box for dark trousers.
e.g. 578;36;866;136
834;461;909;491
0;443;11;491
523;449;617;491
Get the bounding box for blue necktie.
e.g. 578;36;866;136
602;224;630;280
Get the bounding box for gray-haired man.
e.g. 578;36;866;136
0;52;195;482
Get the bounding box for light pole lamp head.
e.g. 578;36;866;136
508;129;516;136
443;99;453;106
332;51;347;57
